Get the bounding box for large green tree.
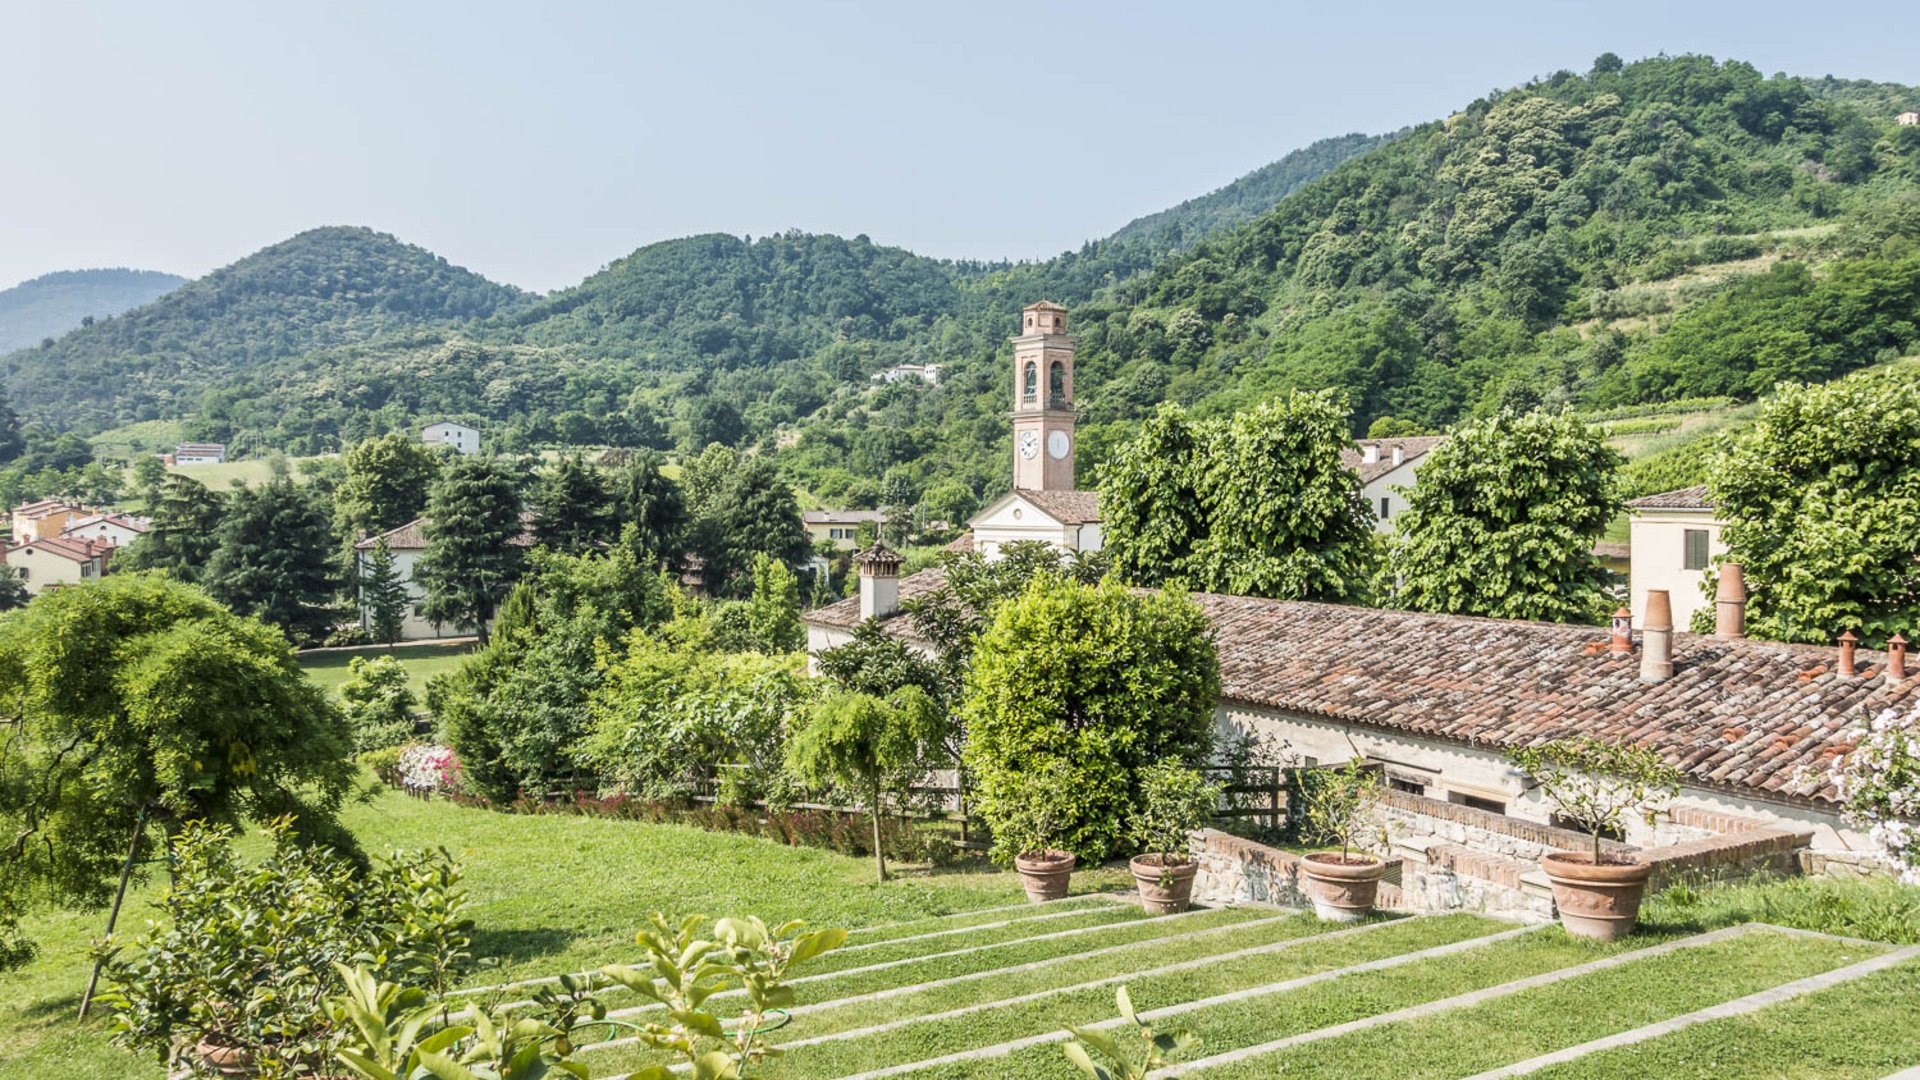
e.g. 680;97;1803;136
204;477;340;644
960;577;1219;864
118;474;226;583
0;576;354;940
1100;392;1375;601
615;450;688;560
414;457;526;638
691;456;809;593
334;433;443;537
533;453;617;554
359;538;408;645
1710;369;1920;644
1384;409;1620;623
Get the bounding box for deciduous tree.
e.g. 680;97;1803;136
335;433;442;537
1384;408;1619;623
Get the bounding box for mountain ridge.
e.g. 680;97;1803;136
0;268;187;355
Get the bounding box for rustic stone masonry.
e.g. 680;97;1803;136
1373;789;1631;862
1188;829;1407;910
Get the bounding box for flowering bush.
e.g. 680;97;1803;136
1829;707;1920;885
397;744;460;794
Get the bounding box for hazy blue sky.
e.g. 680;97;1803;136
2;1;1916;292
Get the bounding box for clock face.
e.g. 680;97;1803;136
1047;430;1071;460
1018;431;1039;459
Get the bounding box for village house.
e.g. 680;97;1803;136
9;499;90;543
1899;110;1919;126
872;362;944;385
807;299;1897;921
354;513;535;639
172;442;227;464
3;534;112;596
802;509;887;550
421;421;480;456
1348;436;1445;531
59;511;151;549
1626;485;1726;630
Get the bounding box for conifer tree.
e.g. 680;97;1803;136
204;477;340;645
533;453;617;554
360;538;408;645
415;457;525;639
615;450;687;560
118;474;226;583
746;553;804;653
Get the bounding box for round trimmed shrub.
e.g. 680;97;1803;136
961;576;1219;864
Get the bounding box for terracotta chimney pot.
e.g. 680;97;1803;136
1890;633;1909;682
1838;630;1860;677
1609;607;1633;655
1715;563;1747;640
1641;590;1675;683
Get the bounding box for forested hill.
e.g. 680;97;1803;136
1;227;530;427
1105;132;1401;251
0;268;186;354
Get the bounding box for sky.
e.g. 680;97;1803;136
2;0;1917;294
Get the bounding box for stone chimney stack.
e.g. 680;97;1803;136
1641;589;1675;683
855;542;905;621
1890;633;1909;682
1609;607;1633;656
1714;563;1747;640
1838;630;1860;677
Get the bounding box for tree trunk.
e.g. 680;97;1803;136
870;782;889;883
79;810;146;1021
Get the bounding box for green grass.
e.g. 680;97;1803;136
1190;930;1883;1080
296;641;476;698
1527;960;1920;1078
0;784;1043;1080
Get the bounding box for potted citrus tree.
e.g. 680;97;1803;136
1126;761;1222;914
1296;759;1389;921
1509;737;1681;941
992;759;1080;903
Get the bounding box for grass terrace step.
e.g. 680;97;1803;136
800;902;1151;974
574;906;1276;1052
874;922;1631;1080
1522;956;1920;1079
605;914;1513;1080
842;895;1126;947
1176;927;1888;1080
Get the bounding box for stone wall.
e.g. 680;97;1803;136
1372;788;1629;862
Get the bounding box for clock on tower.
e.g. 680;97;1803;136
1010;301;1076;491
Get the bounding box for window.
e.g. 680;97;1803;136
1447;791;1507;815
1683;528;1710;571
1388;776;1425;796
1022;362;1038;402
1379;497;1391;521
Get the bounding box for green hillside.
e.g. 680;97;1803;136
0;268;185;354
0;227;531;430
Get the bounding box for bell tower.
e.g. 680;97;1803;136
1010;301;1077;491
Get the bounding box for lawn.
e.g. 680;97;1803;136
5;784;1917;1080
295;640;477;698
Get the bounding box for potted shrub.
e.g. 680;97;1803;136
1509;737;1682;942
1126;760;1222;914
992;759;1080;903
1296;759;1389;922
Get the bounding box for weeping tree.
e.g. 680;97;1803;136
786;686;946;882
0;575;354;991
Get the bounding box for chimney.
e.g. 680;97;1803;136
1641;589;1674;683
1362;444;1379;464
1609;607;1633;655
855;542;905;621
1391;445;1405;466
1838;630;1860;677
1890;633;1909;682
1714;563;1747;640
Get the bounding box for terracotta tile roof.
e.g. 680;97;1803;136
11;499;82;520
9;535;111;563
357;514;538;551
1627;485;1714;510
944;532;975;554
1342;437;1448;484
1592;541;1631;561
806;569;1898;806
805;567;949;628
1016;488;1101;524
63;512;150;535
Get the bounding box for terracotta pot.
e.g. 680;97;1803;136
1013;849;1076;903
1298;852;1387;922
1540;852;1653;942
193;1036;256;1078
1130;854;1200;915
